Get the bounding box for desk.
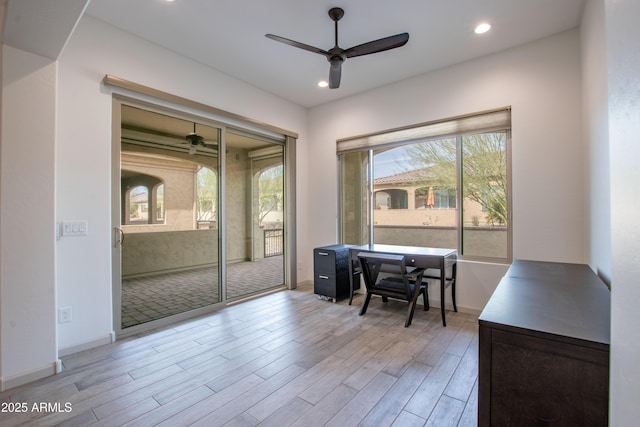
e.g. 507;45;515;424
348;244;457;326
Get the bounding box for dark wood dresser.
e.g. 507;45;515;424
313;244;356;302
478;260;610;427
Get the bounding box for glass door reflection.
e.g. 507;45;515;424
119;105;221;329
224;129;285;300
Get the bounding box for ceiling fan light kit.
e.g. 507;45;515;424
266;7;409;89
185;123;216;154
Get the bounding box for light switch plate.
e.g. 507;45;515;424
61;220;88;236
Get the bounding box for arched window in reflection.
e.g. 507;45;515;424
196;167;217;229
155;183;164;223
129;185;149;223
258;165;283;227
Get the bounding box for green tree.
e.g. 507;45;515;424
259;165;283;225
404;132;507;225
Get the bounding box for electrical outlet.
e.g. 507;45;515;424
58;307;72;323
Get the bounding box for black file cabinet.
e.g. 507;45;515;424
313;244;357;302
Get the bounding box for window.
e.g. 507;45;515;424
129;186;149;222
196;167;217;229
155;184;164;222
434;189;457;209
338;109;511;262
374;190;408;210
415;187;455;209
258;165;284;226
122;174;165;226
461;132;508;258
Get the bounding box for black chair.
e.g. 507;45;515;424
348;258;362;306
357;252;427;327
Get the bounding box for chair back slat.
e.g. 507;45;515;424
357;252;411;299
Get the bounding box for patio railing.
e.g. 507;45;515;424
264;228;283;257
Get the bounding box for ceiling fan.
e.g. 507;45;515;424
184;123;217;155
266;7;409;89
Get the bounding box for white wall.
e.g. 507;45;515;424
1;46;58;389
605;0;640;423
307;30;585;311
54;16;308;353
581;0;611;285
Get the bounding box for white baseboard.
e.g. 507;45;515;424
296;280;313;287
0;361;57;392
304;279;482;316
58;333;114;358
1;332;115;391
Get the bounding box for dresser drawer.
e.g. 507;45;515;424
489;329;608;427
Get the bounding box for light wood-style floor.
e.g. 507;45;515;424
0;282;479;427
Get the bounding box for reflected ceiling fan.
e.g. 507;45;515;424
183;123;217;155
266;7;409;89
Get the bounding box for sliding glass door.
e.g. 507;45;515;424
118;106;222;330
114;103;286;333
224;130;285;300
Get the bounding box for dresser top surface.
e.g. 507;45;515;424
479;260;610;346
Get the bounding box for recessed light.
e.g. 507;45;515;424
317;80;329;88
474;23;491;34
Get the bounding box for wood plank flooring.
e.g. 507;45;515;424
0;282;479;426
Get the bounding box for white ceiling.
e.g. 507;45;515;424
2;0;88;59
4;0;585;108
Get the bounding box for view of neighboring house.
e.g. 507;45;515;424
374;168;477;228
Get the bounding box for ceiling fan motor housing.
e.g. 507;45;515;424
186;132;204;145
328;7;344;21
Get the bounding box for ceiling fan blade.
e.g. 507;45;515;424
343;33;409;58
265;34;329;57
329;58;343;89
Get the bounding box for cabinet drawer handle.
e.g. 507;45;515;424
318;275;329;279
318;252;329;256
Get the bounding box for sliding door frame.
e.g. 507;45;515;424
107;78;298;338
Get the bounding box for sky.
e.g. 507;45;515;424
373;146;413;178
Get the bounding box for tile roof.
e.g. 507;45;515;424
374;167;435;185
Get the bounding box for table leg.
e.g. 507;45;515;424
452;263;457;312
348;255;354;305
440;261;447;327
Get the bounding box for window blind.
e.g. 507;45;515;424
336;107;511;154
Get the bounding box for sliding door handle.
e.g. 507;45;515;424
114;227;125;248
